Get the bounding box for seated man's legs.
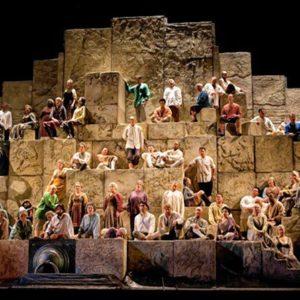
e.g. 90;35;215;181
132;231;147;240
142;152;154;168
198;181;213;205
110;156;118;170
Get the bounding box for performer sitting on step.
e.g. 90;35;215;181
96;147;118;170
70;142;91;171
151;98;172;123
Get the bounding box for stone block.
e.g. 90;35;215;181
255;136;293;172
218;172;256;209
11;109;25;125
43;139;77;175
199;108;217;123
112;16;167;121
128;240;174;275
185;121;216;136
286;88;300;118
23;129;36;140
2;81;32;110
84;72;126;124
66;169;105;208
0;240;29;280
218;136;254;172
112;123;148;140
9;140;44;176
76;239;127;280
256;172;292;191
147;122;186;140
57;52;64;96
219;52;252;110
0;176;8;194
76;124;115;141
64;28;112;95
294;142;300;171
282;208;300;243
173;240;216;281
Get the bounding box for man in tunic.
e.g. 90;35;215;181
126;75;151;123
208;194;225;225
78;202;100;239
151;98;172;123
186;146;216;205
63;79;77;119
10;208;32;240
133;201;156;240
190;83;210;122
219;93;242;136
219;71;243;94
160;141;184;168
122;116;144;169
247;204;268;241
71;142;91;171
162;181;185;218
45;204;74;240
184;206;208;239
141;145;164;168
285;113;300;141
250;108;276;135
163;79;182;122
0;102;12;141
203;76;225;108
96;147;118;170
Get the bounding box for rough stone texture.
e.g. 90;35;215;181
253;75;287;124
255;136;293;172
0;177;8;204
218;136;254;172
185;121;216;136
164;22;215;121
11;109;25;125
283;208;300;243
218;172;256;209
9;140;44;176
57;52;65;96
173;240;216;280
219;52;252;113
64;28;112;96
0;240;29;280
76;124;115;141
66;169;105;208
84;72;126;124
220;93;248;118
112;16;167;121
199;108;217;123
2;81;32;110
147;122;186;140
294;142;300;171
112;123;148;140
43;139;77;175
256;172;292;190
76;239;127;280
32;59;59;113
286;88;300;118
23;129;36;140
128;240;174;275
144;167;184;207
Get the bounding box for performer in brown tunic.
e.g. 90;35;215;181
40;99;55;137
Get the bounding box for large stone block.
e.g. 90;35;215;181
57;52;64;96
84;72;126;124
2;81;32;110
256;172;292;191
128;240;174;275
294;142;300;171
283;208;300;243
32;59;59;112
112;16;167;120
185;121;216;136
0;240;29;280
64;28;112;95
164;22;215;120
43;139;77;175
66;169;105;208
9;140;44;176
173;240;216;281
286;88;300;118
199;108;217;123
218;172;256;209
0;176;8;203
147;122;186;140
255;136;293;172
76;124;115;141
218;136;254;172
76;239;127;280
219;52;252;111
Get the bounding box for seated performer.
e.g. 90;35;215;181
122;116;144;169
96;147;118;170
240;187;262;237
163;79;182;122
43;97;67;138
40;99;55;138
219;71;243;94
262;177;281;199
0;102;12;141
62;97;86;139
40;211;55;239
184;206;208;239
141;145;164;168
78;202;100;239
20;199;34;224
151;98;172;123
219;93;241;136
133;201;156;240
285;113;300;141
217;206;240;241
190;83;211;122
70;142;91;171
125;75;151;123
162;181;185;218
45;204;74;240
63;79;78;118
160;141;184;168
203;76;225;108
10;104;38;140
10;208;32;240
251;109;276;135
185;146;216;205
208;194;225;225
154;203;184;240
183;177;204;207
0;208;9;240
247;204;268;241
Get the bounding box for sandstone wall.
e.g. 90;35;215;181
286;88;300;118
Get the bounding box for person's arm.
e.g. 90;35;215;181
139;127;144;150
125;82;135;94
67;215;75;239
158;215;166;235
176;87;182;106
247;215;254;230
144;84;151;101
180;193;185;218
92;214;100;240
7;111;12;129
200;220;208;235
183;218;191;234
116;193;123;213
149;214;156;234
208;206;217;225
163;88;168;101
62;106;67;121
211;158;216;180
122;127;128;141
268;118;276;132
273;203;285;223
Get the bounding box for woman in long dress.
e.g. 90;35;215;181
68;182;88;234
40;99;55;137
104;182;123;229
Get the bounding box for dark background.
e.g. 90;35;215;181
0;0;299;95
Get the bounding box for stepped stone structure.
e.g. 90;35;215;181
0;15;300;284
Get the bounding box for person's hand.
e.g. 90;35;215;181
212;174;216;181
50;234;58;240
